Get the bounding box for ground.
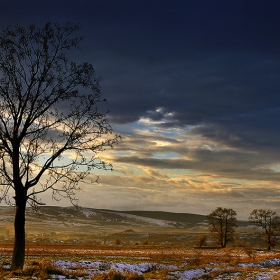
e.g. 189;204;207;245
1;244;280;279
0;206;279;278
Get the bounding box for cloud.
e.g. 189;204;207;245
71;171;280;219
144;169;169;179
2;0;280;220
109;126;280;183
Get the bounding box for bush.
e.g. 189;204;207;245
243;243;255;258
114;238;122;245
9;259;64;280
234;239;246;248
197;235;207;247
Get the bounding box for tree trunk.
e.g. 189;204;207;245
222;235;226;248
11;139;27;270
267;241;271;251
11;196;26;270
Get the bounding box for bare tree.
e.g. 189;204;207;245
249;209;280;250
0;22;120;269
207;207;237;248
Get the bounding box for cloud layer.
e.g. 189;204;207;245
1;0;280;219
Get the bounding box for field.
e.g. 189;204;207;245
0;206;261;246
1;244;280;279
1;206;280;279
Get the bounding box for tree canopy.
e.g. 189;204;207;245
249;209;280;250
207;207;237;248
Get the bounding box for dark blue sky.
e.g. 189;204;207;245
1;0;280;218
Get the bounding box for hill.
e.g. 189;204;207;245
0;206;251;245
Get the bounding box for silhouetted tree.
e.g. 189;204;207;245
0;22;120;269
207;207;237;248
249;209;280;250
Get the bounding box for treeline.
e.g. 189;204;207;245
200;207;280;250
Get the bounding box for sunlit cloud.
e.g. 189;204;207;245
144;169;169;179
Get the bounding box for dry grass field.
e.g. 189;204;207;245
1;243;280;279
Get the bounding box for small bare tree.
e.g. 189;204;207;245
207;207;237;248
0;22;120;269
249;209;280;250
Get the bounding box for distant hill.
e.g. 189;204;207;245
0;206;251;245
0;206;209;229
122;210;207;224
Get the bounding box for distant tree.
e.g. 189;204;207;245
207;207;237;248
0;22;120;269
248;209;280;250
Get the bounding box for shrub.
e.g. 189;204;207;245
234;239;246;248
9;259;64;280
244;244;255;258
114;238;122;245
197;235;207;247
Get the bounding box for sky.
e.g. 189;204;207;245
1;0;280;219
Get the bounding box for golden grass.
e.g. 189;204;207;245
92;270;145;280
1;243;280;279
0;258;65;280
